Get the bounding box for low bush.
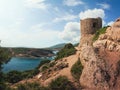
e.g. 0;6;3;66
4;60;52;84
55;43;76;60
7;76;77;90
49;62;56;67
5;69;40;84
6;71;23;83
49;76;76;90
17;82;49;90
93;26;108;41
36;60;50;69
71;58;83;80
41;65;49;72
21;69;40;78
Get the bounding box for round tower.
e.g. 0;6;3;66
81;17;102;35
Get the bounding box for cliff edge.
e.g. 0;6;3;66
79;18;120;90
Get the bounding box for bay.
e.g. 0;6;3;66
2;57;53;73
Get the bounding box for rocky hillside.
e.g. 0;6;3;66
79;18;120;90
10;18;120;90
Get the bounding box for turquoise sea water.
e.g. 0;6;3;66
2;57;53;73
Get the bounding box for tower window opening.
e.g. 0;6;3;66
93;22;97;28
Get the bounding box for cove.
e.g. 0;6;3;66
2;57;53;73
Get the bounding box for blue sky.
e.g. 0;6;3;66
0;0;119;48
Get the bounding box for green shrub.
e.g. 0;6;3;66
49;62;56;67
21;69;39;78
0;47;11;70
93;26;108;41
17;82;49;90
13;76;76;90
0;47;12;90
6;71;23;83
41;65;49;72
55;43;76;60
36;60;50;69
0;82;14;90
71;58;83;80
5;69;40;84
49;76;76;90
4;60;52;84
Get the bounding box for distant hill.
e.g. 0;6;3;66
2;47;54;58
48;43;66;50
48;43;79;50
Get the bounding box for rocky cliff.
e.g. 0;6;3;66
79;18;120;90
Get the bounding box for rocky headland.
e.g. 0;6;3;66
11;17;120;90
8;48;54;58
79;18;120;90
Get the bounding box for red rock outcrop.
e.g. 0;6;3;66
79;18;120;90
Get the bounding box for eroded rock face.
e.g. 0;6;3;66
94;18;120;52
79;18;120;90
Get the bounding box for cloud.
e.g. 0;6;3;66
24;0;49;9
97;3;110;10
79;8;105;20
59;8;106;42
103;20;106;26
63;0;84;6
107;21;114;26
59;22;80;43
53;14;78;22
30;23;47;30
0;22;60;48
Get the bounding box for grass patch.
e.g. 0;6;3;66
41;65;49;72
36;60;50;69
55;43;76;60
10;76;76;90
93;26;109;41
5;69;40;84
49;76;76;90
17;82;49;90
71;58;83;80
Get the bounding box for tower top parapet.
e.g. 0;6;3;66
81;17;102;35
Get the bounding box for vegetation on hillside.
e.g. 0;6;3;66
39;60;56;72
1;59;52;84
49;76;76;90
0;47;12;90
71;58;83;80
1;69;39;84
0;48;11;66
11;48;30;54
55;43;76;60
93;26;109;41
14;76;76;90
2;47;54;57
36;60;50;69
0;43;78;90
17;82;48;90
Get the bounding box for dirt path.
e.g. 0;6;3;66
39;48;80;86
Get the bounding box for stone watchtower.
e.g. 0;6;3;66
79;17;102;47
81;17;102;35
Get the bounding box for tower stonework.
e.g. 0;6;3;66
81;17;102;35
79;17;102;48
